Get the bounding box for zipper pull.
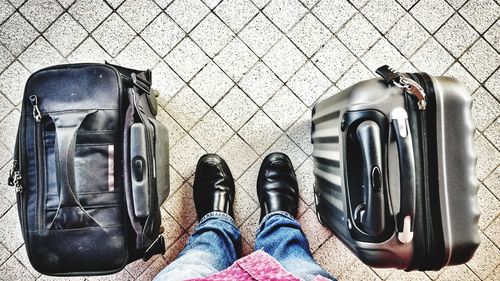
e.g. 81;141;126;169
7;160;22;192
29;95;42;122
375;65;427;111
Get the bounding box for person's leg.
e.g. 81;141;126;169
255;211;335;281
155;154;239;281
154;212;240;281
256;153;335;281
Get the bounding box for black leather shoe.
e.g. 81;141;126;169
257;152;299;222
193;154;235;221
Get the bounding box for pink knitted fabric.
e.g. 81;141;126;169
187;250;331;281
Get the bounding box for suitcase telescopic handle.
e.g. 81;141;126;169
390;108;416;244
356;121;385;236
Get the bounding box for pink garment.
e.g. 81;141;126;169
187;250;331;281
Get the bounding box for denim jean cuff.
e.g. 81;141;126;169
199;211;236;226
257;211;296;231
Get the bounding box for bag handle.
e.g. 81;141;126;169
48;110;100;229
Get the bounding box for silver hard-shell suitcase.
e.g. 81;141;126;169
311;66;480;270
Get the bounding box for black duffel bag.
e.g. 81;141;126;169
7;62;169;276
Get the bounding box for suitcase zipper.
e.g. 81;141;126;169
30;95;46;231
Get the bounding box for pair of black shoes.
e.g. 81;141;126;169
193;153;299;222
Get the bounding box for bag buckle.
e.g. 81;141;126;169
142;235;166;261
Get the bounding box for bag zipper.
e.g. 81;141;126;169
30;95;46;231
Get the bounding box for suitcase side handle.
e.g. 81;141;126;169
390;108;416;244
356;120;385;236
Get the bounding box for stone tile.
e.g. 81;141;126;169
141;13;184;58
0;143;11;167
203;0;221;8
117;0;161;32
411;0;454;34
159;208;184;247
126;253;157;278
214;86;258;131
467;233;500;279
410;38;454;75
288;13;331;58
13;246;41;278
238;62;283;106
0;256;35;280
165;37;210;81
387;270;431;281
471;88;500;132
312;0;356;33
484;118;499;151
217;134;259;179
460;39;500;82
0;61;30;105
444;62;480;94
0;243;10;267
105;0;124;8
386;14;430;58
214;0;258;33
67;37;111;63
0;94;13;121
485;215;500;248
239;110;282;155
239;208;260;245
299;0;319;9
263;86;307;130
264;134;308;168
477;184;500;230
485;68;500;100
339;260;381;281
162;232;188;264
92;13;135;57
156;108;186;148
0;12;39;56
189;61;234;106
18;37;63;72
237;159;262;201
337;13;381;57
372;267;396;280
485;20;500;53
296;157;314;205
289;61;332;106
44;13;87;57
233;183;259;227
0;205;24;252
286;109;313;155
263;0;307;33
298;208;332;252
166;0;209;32
263;37;306;82
191;13;234;58
484;166;499;199
189;110;233;152
69;0;112;32
115;37;160;69
446;0;468;9
38;275;85;280
136;256;167;280
475;134;500;181
86;269;133;280
0;0;14;25
239;13;282;58
165;86;209;131
361;38;406;72
214;38;258;81
0;109;20;152
20;0;63;32
169;134;206;179
336;61;376;90
165;182;201;229
312;37;357;82
485;265;500;281
313;236;357;277
435;14;479;58
151;61;185;107
361;0;405;33
459;0;500;33
0;44;14;73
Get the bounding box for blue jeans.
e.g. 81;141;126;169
154;211;335;281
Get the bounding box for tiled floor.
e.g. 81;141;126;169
0;0;499;280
